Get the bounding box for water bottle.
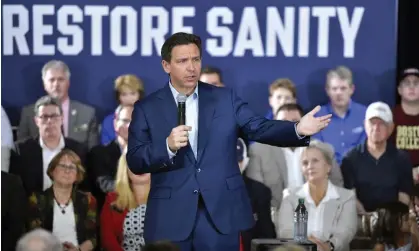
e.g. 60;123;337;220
293;198;308;243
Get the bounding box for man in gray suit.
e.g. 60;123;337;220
17;60;98;149
246;104;343;209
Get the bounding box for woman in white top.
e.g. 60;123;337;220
277;140;357;251
27;149;97;251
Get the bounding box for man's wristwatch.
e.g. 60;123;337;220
327;241;335;251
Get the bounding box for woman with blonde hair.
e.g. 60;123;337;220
101;74;145;145
101;151;150;251
277;140;357;251
27;149;97;251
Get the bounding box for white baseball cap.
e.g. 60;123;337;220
365;102;393;124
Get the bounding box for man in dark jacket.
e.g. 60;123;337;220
237;138;276;251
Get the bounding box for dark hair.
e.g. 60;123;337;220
47;149;85;184
34;96;63;116
161;32;202;62
362;202;409;247
275;103;304;118
201;66;223;82
142;241;180;251
414;184;419;198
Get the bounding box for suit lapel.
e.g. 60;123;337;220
68;101;78;137
159;85;178;129
197;83;214;163
43;188;54;231
275;147;289;188
32;138;44;190
158;85;195;164
323;199;340;238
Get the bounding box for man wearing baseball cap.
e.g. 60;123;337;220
341;102;413;214
391;68;419;178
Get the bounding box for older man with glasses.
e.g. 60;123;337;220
9;95;88;196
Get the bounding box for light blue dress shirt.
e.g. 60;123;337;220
166;82;199;159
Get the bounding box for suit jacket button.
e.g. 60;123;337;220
197;168;201;173
193;190;199;194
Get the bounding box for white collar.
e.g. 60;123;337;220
168;81;199;100
296;180;340;205
39;135;65;151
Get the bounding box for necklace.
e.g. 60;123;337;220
53;193;71;214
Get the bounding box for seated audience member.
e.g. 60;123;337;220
391;68;419;180
142;241;180;251
2;171;27;251
362;202;418;251
18;60;98;149
89;105;133;210
199;66;224;87
101;74;144;145
101;151;150;251
10;96;88;195
341;102;413;213
313;66;367;165
237;138;276;251
246;104;343;210
27;149;97;251
2;107;14;172
277;140;357;251
16;229;63;251
265;78;297;120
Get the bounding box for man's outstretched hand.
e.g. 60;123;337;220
296;105;332;136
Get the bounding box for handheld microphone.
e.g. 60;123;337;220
177;94;187;125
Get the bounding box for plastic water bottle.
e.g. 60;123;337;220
293;198;308;243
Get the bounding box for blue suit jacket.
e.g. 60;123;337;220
126;82;309;242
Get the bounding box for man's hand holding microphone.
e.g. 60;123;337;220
167;125;192;154
167;93;190;154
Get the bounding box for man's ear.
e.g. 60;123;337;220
162;60;171;74
349;84;355;95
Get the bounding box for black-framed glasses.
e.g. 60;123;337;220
37;114;61;122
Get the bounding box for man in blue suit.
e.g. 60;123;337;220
126;32;331;251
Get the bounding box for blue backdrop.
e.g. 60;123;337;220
1;0;398;125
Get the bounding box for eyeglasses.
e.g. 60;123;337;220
37;114;61;122
57;163;78;172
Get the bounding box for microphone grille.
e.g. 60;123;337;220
177;94;187;103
